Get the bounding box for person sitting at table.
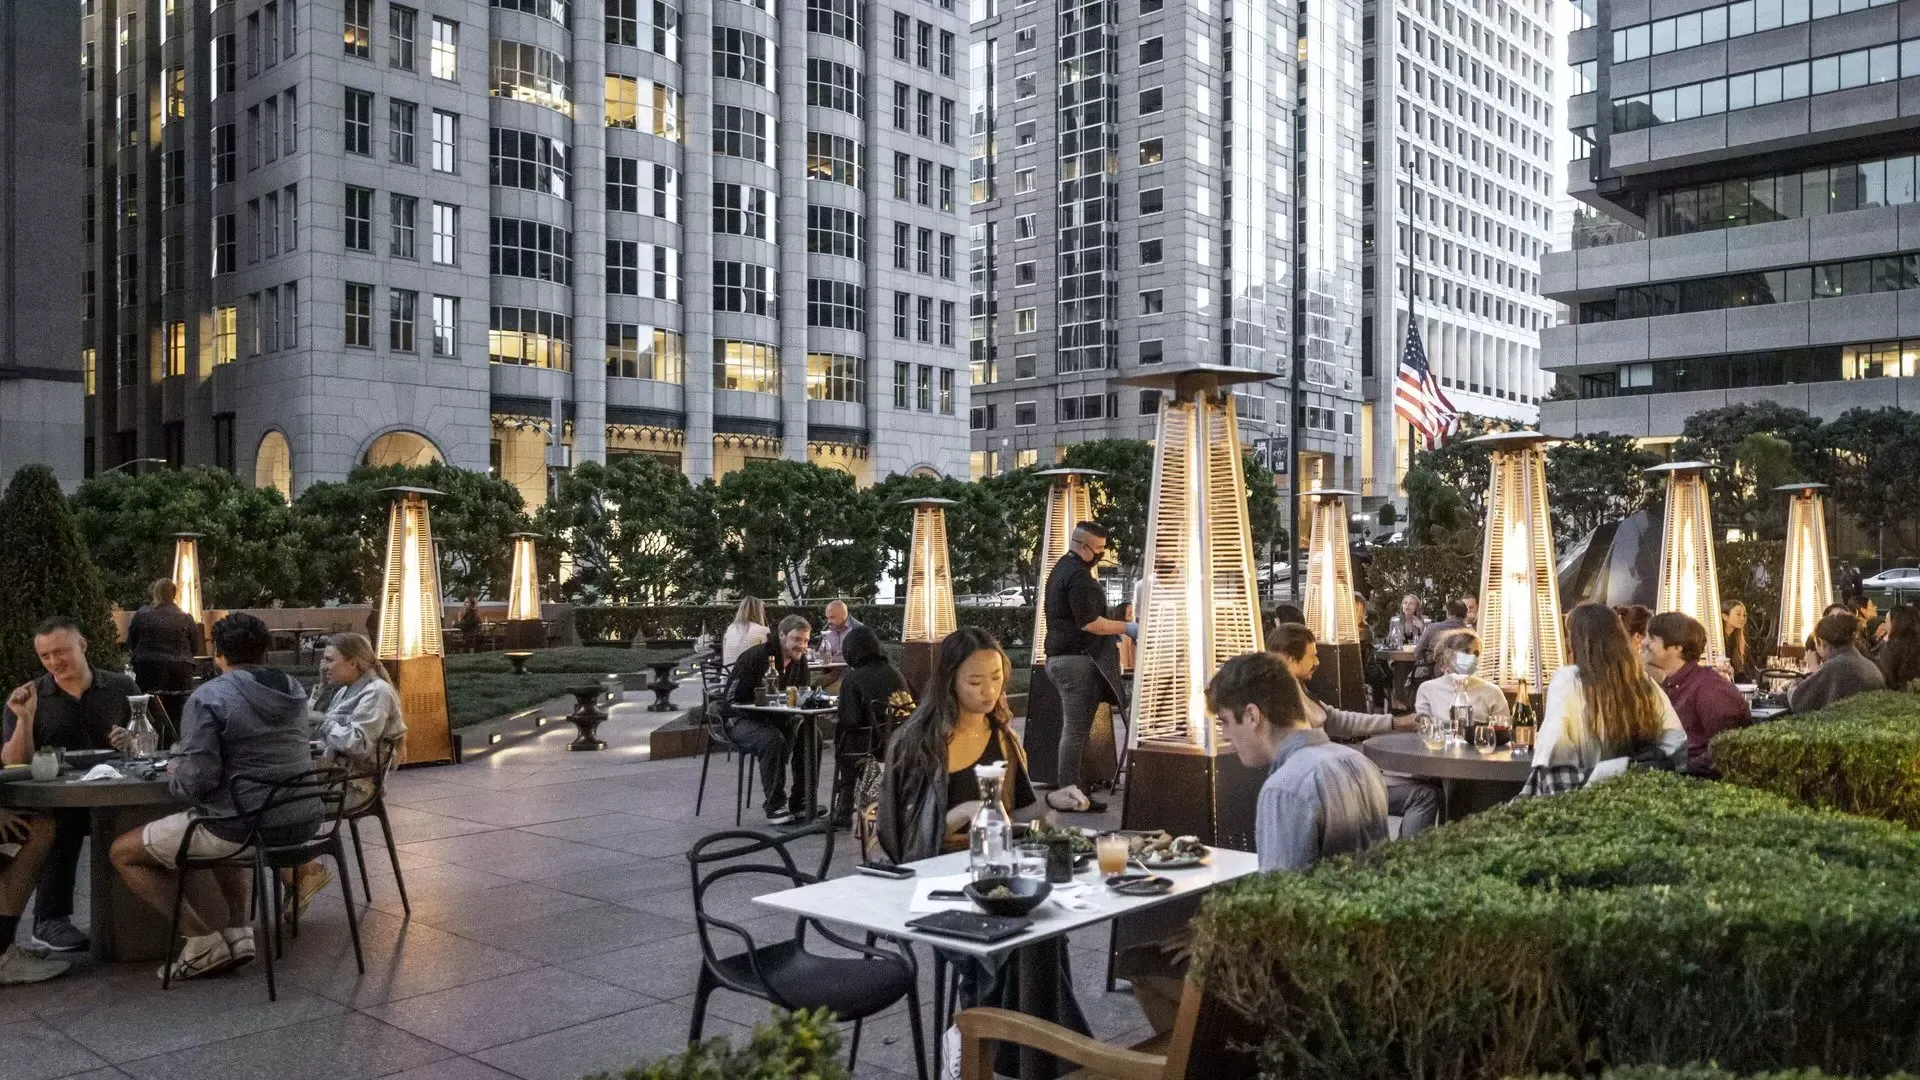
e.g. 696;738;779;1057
127;578;202;725
289;632;408;909
1644;611;1750;776
1520;603;1685;797
109;612;323;981
1849;592;1886;658
1409;597;1473;689
1802;603;1850;672
721;596;770;667
0;808;68;984
1268;623;1437;836
455;597;482;653
819;600;861;662
1877;603;1920;692
1722;599;1760;685
1613;604;1653;672
1385;593;1428;649
1413;629;1513;731
724;614;813;826
1789;611;1886;714
1;618;139;955
831;625;910;829
875;626;1038;863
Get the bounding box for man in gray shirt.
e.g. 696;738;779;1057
1207;651;1389;871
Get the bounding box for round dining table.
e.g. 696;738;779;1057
1361;732;1532;821
0;766;186;962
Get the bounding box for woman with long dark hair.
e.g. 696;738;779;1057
831;625;911;828
1877;603;1920;691
1722;599;1758;683
1522;603;1684;796
875;626;1037;863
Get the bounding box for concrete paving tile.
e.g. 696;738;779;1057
403;792;614;830
0;1019;111;1080
530;859;689;905
513;812;683;842
376;1057;521;1080
363;965;652;1055
473;1000;750;1080
458;901;697;963
380;807;508;845
42;976;346;1063
554;931;705;999
276;907;543;1008
390;881;607;937
114;1013;452;1080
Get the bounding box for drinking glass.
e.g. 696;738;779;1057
1014;843;1048;880
1095;834;1130;876
1419;713;1447;751
1472;722;1496;754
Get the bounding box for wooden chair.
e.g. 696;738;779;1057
955;978;1201;1080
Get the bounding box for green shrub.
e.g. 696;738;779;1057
584;1007;846;1080
0;465;122;688
575;604;1037;649
1520;1071;1920;1080
1712;690;1920;827
1364;546;1480;631
1191;772;1920;1080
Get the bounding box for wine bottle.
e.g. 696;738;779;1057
1511;679;1536;756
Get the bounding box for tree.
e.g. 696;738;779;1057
292;462;532;604
1244;454;1283;555
1674;402;1826;539
1824;407;1920;554
710;460;876;602
71;466;307;608
975;468;1052;598
1410;413;1502;520
1544;433;1662;545
1060;440;1155;582
864;472;1021;597
538;456;709;604
1402;465;1478;553
0;465;120;689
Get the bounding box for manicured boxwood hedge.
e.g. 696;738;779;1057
1520;1071;1920;1080
1192;772;1920;1080
1713;690;1920;828
574;603;1037;649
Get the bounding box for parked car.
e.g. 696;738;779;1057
1863;567;1920;590
991;587;1026;607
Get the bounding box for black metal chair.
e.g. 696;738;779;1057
686;824;928;1080
827;694;913;827
694;658;763;825
340;734;410;916
163;768;365;1001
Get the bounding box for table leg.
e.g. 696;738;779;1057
89;804;183;963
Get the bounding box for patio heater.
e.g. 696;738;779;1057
376;487;452;765
503;532;544;650
170;532;204;627
899;497;959;695
1118;365;1268;850
1776;482;1834;655
1472;432;1566;692
1648;461;1726;668
1299;489;1368;710
1024;468;1102;785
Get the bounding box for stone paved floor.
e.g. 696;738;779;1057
1;686;1144;1080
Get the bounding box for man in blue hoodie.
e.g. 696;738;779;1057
109;612;321;980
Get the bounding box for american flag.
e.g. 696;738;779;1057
1394;321;1457;445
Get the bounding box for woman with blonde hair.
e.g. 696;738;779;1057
1522;603;1684;796
293;633;406;909
721;596;770;666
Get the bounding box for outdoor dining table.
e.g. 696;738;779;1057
755;846;1259;1079
1362;731;1532;821
728;700;838;822
0;763;186;962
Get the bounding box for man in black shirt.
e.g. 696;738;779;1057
1041;522;1130;812
1;618;138;953
724;614;814;825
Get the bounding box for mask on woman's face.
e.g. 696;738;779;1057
1452;651;1478;676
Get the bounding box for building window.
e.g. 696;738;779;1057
430;17;458;79
389;5;416;69
714;340;780;393
213;215;236;274
808;0;862;42
343;89;372;155
608;325;685;381
489;40;573;115
607;241;640;295
916;364;934;409
939;301;955;346
164;66;187;123
807;59;864;116
343;186;373;251
489;307;572;369
345;283;373;347
916;297;933;342
491;128;570;198
164;321;188;376
390;289;418;351
489;217;572;283
390;195;417;258
344;0;371;57
1014;307;1036;333
1140;238;1164;264
806;132;864;188
214;125;236;183
432;110;458;171
710;105;770;162
1139;86;1163;114
432;203;458;265
714;261;776;316
390;100;417;163
212;307;237;365
807;206;865;261
1140;339;1163;364
893;362;911;407
939;369;955;413
1141;187;1164;214
1141;289;1163;313
1139;139;1164;165
713;184;770;239
939;98;955;143
893;292;909;338
806;279;867;332
807;353;864;402
431;296;459;356
1014;401;1037;426
1139;36;1163;64
713;27;772;88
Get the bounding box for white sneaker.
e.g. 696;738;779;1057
221;927;255;969
0;943;70;985
158;933;231;982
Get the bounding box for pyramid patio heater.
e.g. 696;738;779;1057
376;487;453;765
171;533;204;627
1023;467;1102;785
1300;488;1369;710
503;532;545;649
1776;482;1834;658
1118;365;1268;850
1648;461;1726;668
899;497;959;695
1471;432;1566;694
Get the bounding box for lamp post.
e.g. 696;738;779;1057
1776;482;1833;655
1118;365;1268;848
375;486;453;765
503;532;544;650
1470;432;1566;692
1648;461;1726;667
170;533;204;626
1023;468;1102;786
1300;489;1368;709
898;497;959;692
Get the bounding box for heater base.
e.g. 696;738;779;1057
1307;642;1370;712
900;640;938;700
502;619;545;650
1121;744;1265;851
392;655;453;766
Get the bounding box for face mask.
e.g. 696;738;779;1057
1452;652;1478;676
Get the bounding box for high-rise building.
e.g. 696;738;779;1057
1361;0;1557;502
1541;0;1920;441
2;1;87;489
82;0;971;504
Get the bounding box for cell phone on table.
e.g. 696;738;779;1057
856;861;914;879
927;889;969;901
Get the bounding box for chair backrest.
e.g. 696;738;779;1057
225;767;352;849
684;824;835;968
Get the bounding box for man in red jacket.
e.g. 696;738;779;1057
1645;611;1752;775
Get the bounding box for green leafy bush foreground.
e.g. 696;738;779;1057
585;1008;846;1080
1713;691;1920;828
1192;772;1920;1080
1520;1071;1920;1080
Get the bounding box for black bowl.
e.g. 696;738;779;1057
964;876;1051;917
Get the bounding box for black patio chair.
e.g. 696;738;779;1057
340;734;410;916
827;694;913;826
694;657;761;824
686;824;928;1080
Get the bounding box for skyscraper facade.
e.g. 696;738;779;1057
1542;0;1920;440
82;0;971;505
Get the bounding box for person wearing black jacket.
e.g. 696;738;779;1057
127;578;202;727
723;614;813;825
830;625;910;827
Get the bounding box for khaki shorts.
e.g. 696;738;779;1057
142;810;247;869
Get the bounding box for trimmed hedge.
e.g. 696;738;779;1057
1521;1072;1920;1080
574;603;1037;649
1713;690;1920;828
1192;772;1920;1080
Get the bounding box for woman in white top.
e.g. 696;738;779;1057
1413;629;1511;725
1522;603;1685;797
721;596;770;666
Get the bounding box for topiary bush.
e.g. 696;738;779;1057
0;465;122;689
1712;690;1920;828
1192;772;1920;1080
584;1007;846;1080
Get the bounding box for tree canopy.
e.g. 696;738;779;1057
538;456;713;604
0;465;121;688
72;466;307;609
